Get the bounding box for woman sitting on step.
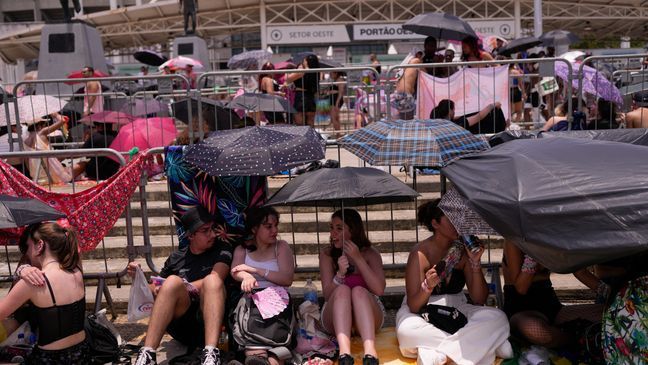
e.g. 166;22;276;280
396;200;512;365
319;209;386;365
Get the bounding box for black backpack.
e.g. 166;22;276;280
85;313;133;365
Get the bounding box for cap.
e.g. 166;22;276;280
180;206;215;235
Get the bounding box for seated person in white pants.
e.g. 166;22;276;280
395;199;512;365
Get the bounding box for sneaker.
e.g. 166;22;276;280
134;348;157;365
362;354;379;365
495;340;514;359
201;348;221;365
339;354;354;365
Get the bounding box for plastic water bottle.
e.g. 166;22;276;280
304;278;318;303
16;333;25;345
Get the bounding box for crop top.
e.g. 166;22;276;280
29;275;86;346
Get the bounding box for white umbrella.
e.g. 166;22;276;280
1;95;65;126
158;56;204;71
560;50;586;63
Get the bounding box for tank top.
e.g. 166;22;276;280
29;274;86;346
343;272;368;289
245;245;280;288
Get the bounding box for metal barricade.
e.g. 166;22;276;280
0;148;129;317
385;58;574;131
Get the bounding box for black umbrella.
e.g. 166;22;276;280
184;125;325;176
488;129;648;148
134;50;168;67
402;12;477;41
265;167;419;207
319;59;343;68
442;138;648;273
498;36;544;56
540;30;580;47
227;93;296;114
0;195;66;229
291;52;317;65
171;96;246;130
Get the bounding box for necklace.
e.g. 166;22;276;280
41;260;59;269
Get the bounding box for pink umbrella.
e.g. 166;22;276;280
79;111;137;125
158;56;204;70
109;117;177;156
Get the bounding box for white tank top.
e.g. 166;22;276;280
244;244;280;289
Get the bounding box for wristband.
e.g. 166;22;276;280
263;269;269;278
15;264;31;278
521;254;539;274
469;260;482;272
333;275;344;286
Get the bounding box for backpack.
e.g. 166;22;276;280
230;291;297;360
85;313;133;364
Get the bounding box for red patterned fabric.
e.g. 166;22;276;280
0;154;151;251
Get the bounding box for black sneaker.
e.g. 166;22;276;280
134;348;157;365
201;348;221;365
339;354;354;365
362;354;379;365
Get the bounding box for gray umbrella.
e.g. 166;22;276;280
184;124;325;176
227;93;296;114
403;12;477;41
0;195;66;229
540;30;580;46
442;137;648;273
110;98;167;117
498;36;544;56
265;167;419;207
227;50;272;70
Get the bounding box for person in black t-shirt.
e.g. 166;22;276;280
72;122;121;181
130;206;233;365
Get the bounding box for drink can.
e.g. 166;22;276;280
461;235;482;253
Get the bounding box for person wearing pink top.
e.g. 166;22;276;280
319;209;386;365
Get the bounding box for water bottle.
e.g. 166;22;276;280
16;333;25;346
217;326;228;353
304;278;318;303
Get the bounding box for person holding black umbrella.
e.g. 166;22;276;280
319;209;386;365
285;55;320;126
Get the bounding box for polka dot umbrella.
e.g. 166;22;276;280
183;124;326;176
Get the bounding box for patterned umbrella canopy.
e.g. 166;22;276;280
338;119;489;167
184;125;326;176
438;186;497;236
554;62;623;106
227;50;272;70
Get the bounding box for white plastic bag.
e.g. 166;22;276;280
127;266;154;322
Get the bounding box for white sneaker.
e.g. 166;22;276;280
495;340;514;359
417;347;447;365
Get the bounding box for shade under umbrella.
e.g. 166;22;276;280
338;119;489;167
134;50;168;67
171;97;244;130
227;50;272;70
265;167;419;207
0;195;66;229
498;37;544;56
442;137;648;273
110;98;168;117
402;12;477;41
184;125;325;176
540;30;580;47
227;93;295;113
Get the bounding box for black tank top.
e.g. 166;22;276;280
30;274;86;346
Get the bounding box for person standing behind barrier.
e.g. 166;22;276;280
324;71;345;134
81;66;104;117
392;49;423;120
1;222;90;364
131;206;233;365
461;36;494;66
286;55;320;126
230;207;295;365
259;62;286;124
395;200;512;365
319;209;386;365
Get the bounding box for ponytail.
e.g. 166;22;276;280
31;223;81;271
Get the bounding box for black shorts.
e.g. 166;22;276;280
527;91;540;107
26;339;91;365
511;88;523;103
294;92;316;113
503;280;563;322
167;297;204;347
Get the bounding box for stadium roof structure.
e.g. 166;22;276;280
0;0;646;63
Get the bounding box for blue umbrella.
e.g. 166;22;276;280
338;119;489;167
184;125;325;176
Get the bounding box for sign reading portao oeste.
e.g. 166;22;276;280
353;20;515;41
267;25;350;44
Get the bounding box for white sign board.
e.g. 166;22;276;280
467;20;514;39
267;25;350;44
353;24;425;40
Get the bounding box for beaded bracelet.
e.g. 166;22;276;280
421;279;433;293
15;264;31;278
333;275;344;286
521;254;539;274
263;268;270;278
